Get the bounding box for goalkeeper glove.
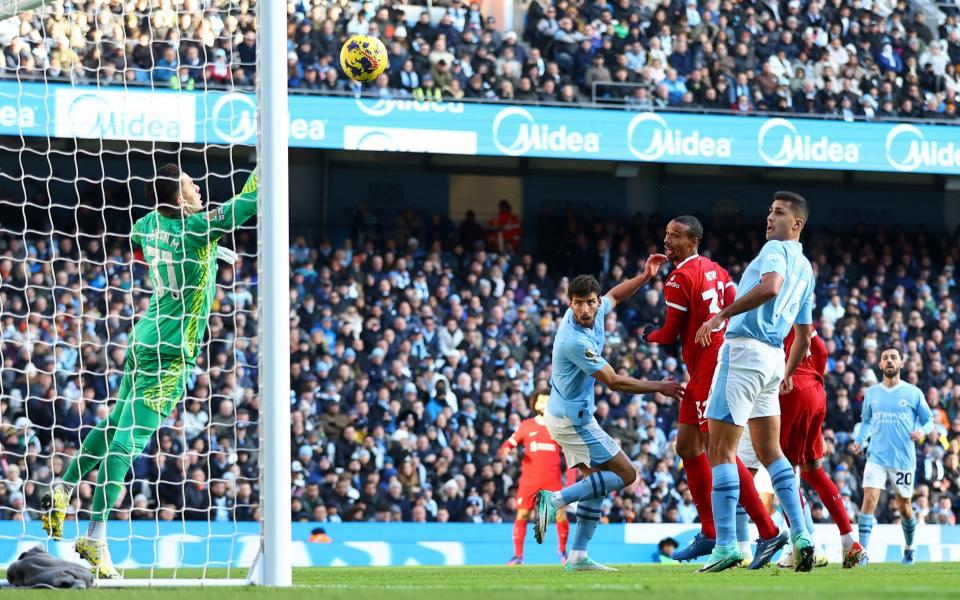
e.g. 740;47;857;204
216;246;238;265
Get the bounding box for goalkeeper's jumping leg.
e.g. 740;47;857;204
76;396;163;579
41;372;134;539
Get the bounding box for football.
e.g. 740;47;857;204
339;34;388;82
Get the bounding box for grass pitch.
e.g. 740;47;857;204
0;564;947;598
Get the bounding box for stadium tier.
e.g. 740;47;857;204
0;1;958;118
4;206;957;527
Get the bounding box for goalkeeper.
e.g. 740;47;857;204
41;164;258;579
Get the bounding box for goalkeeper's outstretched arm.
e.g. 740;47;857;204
183;169;258;249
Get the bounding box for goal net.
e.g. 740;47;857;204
0;0;287;585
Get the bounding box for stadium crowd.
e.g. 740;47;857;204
1;1;960;119
1;193;960;531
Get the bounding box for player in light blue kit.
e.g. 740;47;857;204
694;192;817;573
852;346;934;565
533;261;684;572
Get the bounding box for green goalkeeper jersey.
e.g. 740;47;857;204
129;170;258;360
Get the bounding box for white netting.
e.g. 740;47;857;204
0;0;261;578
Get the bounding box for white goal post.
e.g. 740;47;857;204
257;0;292;589
0;0;290;588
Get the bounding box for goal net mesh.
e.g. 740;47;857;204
0;0;261;578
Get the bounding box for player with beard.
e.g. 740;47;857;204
640;216;784;563
533;260;684;571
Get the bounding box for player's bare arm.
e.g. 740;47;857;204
590;363;684;399
603;253;668;308
780;323;813;394
695;272;784;346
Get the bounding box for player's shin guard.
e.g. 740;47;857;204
736;458;779;539
768;458;806;538
686;452;716;539
859;514;876;550
801;467;853;536
559;471;624;505
901;516;917;550
513;518;527;558
711;463;740;546
571;497;603;552
557;518;570;553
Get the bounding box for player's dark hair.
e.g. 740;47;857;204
773;190;809;221
148;163;183;217
671;215;703;243
879;345;903;360
528;392;548;412
568;274;601;299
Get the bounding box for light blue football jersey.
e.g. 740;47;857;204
725;239;815;348
548;296;612;425
854;381;933;471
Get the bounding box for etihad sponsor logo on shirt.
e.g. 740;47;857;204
757;118;859;167
885;123;960;173
626;113;732;161
492;107;600;156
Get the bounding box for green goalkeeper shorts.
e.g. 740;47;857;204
119;349;193;416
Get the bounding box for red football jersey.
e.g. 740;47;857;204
783;328;827;392
647;255;735;386
498;417;563;485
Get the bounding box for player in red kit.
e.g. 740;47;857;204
777;328;866;569
642;216;785;564
498;393;574;565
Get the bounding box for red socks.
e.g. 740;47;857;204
736;457;779;540
802;466;853;535
556;518;570;553
685;452;716;539
513;518;526;558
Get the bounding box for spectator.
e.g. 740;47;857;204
485;200;522;253
205;48;232;86
2;0;956;119
153;45;178;86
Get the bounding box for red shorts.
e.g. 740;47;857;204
679;381;710;432
779;385;826;465
516;479;562;511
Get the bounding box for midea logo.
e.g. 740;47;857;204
626;112;731;161
491;107;600;156
757;118;858;166
885;123;960;172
